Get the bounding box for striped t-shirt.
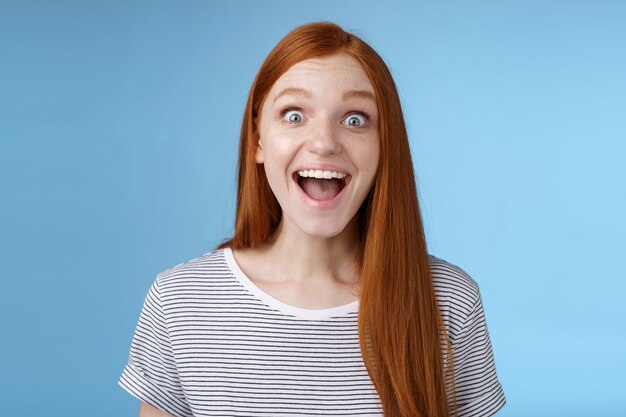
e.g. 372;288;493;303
119;248;505;417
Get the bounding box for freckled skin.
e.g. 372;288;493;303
255;53;380;239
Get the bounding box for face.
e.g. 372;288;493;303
255;53;380;239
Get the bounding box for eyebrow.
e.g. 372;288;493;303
272;87;377;104
273;87;312;103
342;89;376;102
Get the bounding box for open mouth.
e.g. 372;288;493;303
293;169;350;201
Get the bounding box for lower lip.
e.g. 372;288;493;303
293;175;352;210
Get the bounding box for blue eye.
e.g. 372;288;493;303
343;113;367;127
283;109;304;123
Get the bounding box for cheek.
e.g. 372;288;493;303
259;140;294;184
356;141;380;176
260;131;297;161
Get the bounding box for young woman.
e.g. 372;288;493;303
119;22;506;417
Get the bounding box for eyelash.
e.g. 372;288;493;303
280;107;303;120
344;112;370;125
279;108;371;125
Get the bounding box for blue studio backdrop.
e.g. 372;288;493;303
1;1;625;416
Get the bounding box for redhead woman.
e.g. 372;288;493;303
119;22;506;417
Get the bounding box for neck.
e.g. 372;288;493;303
261;217;361;286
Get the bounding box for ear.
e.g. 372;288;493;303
254;134;264;164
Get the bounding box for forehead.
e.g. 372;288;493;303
268;53;374;95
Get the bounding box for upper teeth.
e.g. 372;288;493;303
298;169;347;179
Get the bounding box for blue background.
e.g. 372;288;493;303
1;1;624;416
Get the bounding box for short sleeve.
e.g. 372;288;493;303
118;276;192;417
450;292;506;417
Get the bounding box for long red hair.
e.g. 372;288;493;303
219;22;455;417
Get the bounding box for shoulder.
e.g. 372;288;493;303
428;255;482;336
152;248;229;296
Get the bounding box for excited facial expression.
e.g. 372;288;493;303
255;53;380;239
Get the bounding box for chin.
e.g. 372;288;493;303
299;219;350;239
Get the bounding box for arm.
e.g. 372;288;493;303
139;401;177;417
118;276;192;417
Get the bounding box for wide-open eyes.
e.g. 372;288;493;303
282;109;304;123
342;113;368;127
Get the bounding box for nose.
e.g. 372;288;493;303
305;116;342;156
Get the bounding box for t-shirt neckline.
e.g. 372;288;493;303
222;247;359;320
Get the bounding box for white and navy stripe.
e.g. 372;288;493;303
119;248;505;416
